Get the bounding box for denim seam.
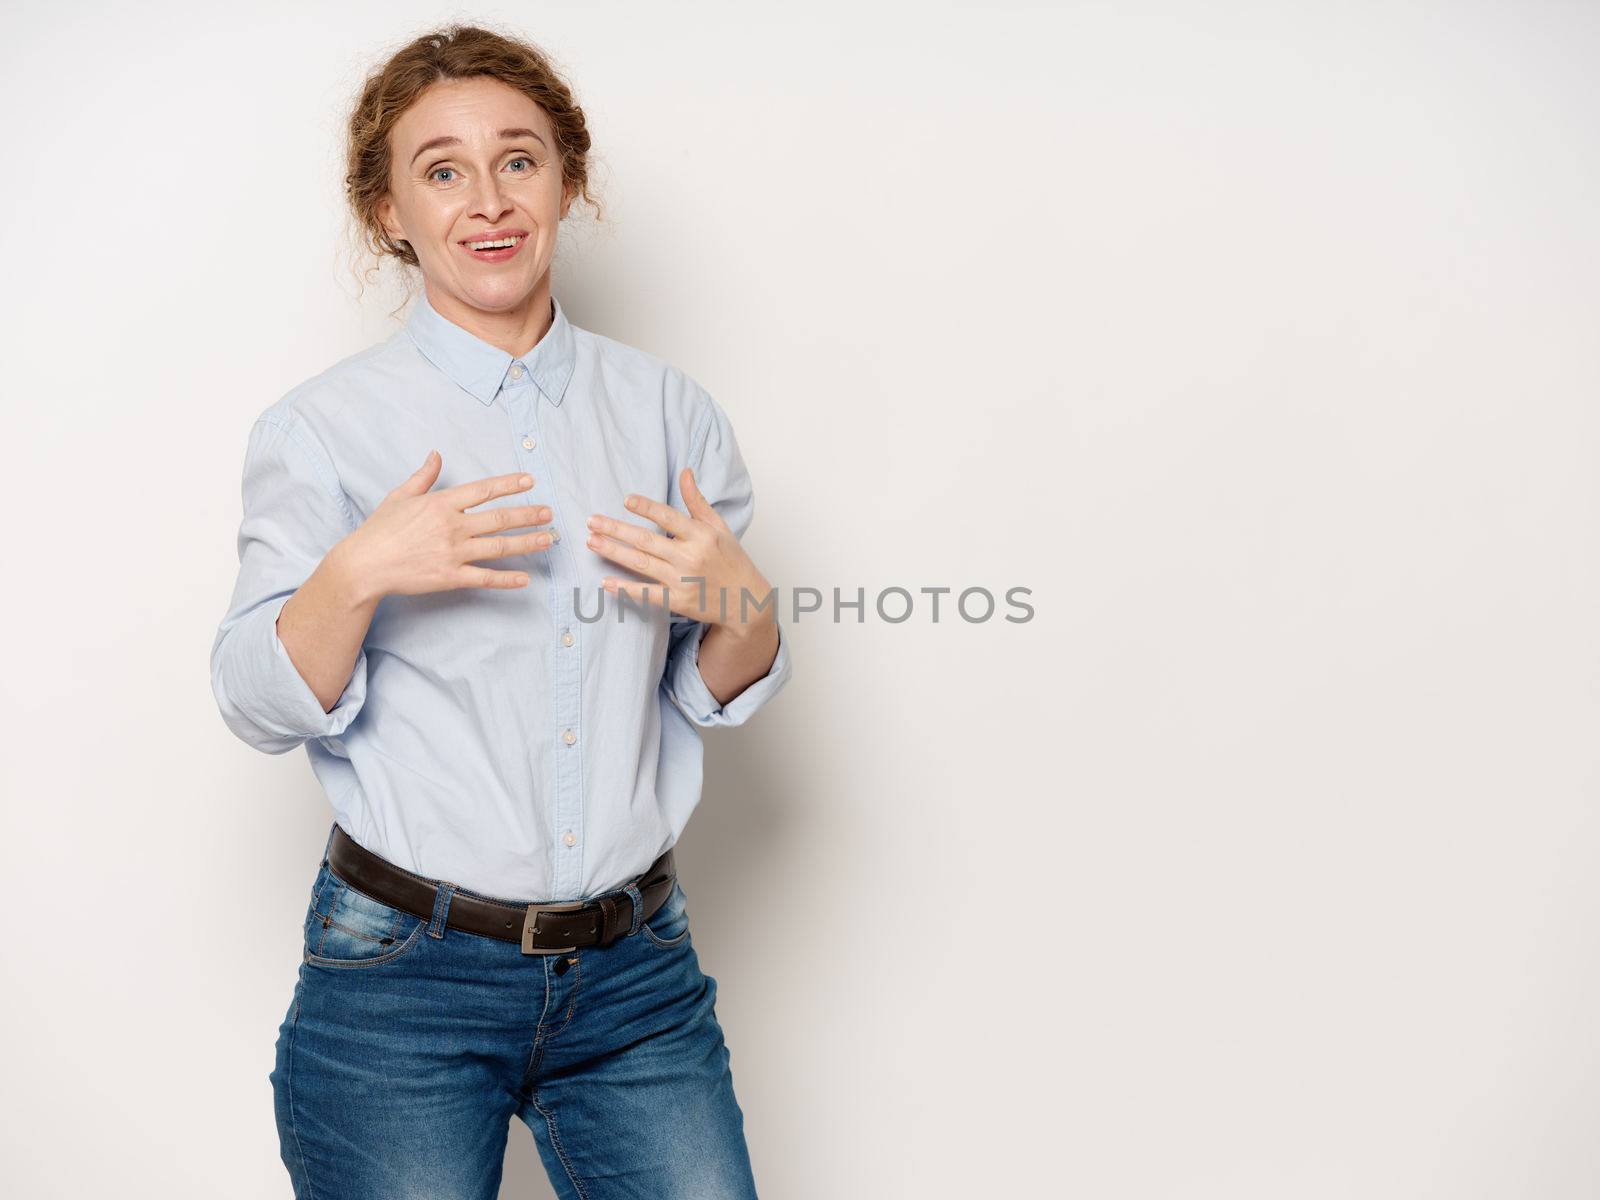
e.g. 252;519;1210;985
540;956;583;1042
283;963;317;1200
311;912;411;947
311;869;333;917
519;954;558;1094
641;922;690;948
428;883;456;939
532;1090;590;1200
310;907;332;957
303;918;428;969
640;888;690;948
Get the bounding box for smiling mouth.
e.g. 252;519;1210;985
463;234;527;253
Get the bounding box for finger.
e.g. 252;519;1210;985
447;471;537;512
601;577;677;613
586;512;679;562
462;502;554;537
680;467;729;531
466;529;556;560
586;529;672;581
389;449;442;499
620;491;693;537
458;564;533;589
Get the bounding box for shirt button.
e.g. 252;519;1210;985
509;363;524;380
562;729;576;745
563;831;576;846
522;436;535;450
550;529;561;543
561;630;574;647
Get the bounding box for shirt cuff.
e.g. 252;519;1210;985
666;616;792;728
214;595;369;751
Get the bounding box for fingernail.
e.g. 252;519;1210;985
520;474;533;487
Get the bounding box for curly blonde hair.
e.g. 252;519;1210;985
344;22;602;270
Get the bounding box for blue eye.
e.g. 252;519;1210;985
431;167;456;183
506;157;533;173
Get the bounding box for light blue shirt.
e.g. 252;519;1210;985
210;290;792;901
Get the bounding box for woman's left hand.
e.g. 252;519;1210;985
585;467;774;628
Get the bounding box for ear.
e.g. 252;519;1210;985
376;193;405;243
560;185;574;220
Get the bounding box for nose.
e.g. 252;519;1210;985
468;172;512;224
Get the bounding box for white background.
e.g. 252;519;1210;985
3;1;1599;1196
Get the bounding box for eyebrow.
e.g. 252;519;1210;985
410;128;547;166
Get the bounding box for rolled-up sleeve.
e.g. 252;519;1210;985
660;392;793;728
209;415;369;754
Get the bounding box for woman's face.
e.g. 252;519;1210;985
377;76;572;316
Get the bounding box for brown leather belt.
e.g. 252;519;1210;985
326;823;676;955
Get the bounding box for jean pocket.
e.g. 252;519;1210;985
303;861;429;970
638;879;691;949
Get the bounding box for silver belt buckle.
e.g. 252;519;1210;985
522;900;587;955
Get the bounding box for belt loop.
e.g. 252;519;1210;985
622;882;643;936
321;821;339;865
427;881;456;939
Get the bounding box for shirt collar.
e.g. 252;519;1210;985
404;288;577;408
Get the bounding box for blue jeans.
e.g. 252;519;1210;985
270;832;760;1199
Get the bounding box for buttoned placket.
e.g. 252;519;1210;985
502;362;584;897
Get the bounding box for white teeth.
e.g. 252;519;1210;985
466;236;522;251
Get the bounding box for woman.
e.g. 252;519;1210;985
209;24;790;1200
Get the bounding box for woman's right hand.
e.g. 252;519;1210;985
332;449;554;602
